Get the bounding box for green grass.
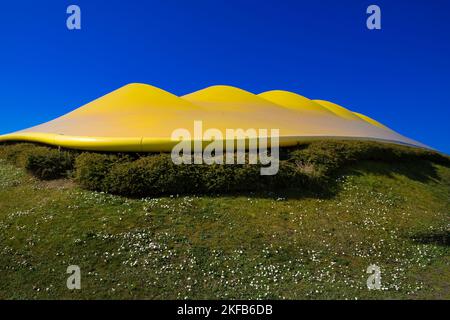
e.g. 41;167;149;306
0;152;449;300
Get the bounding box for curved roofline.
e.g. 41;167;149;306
0;83;429;151
0;132;430;152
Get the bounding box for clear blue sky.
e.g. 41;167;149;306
0;0;449;152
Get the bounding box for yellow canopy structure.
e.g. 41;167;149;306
0;83;428;151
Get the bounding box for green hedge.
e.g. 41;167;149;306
289;140;449;179
0;143;75;180
25;149;74;180
0;143;42;167
74;153;132;191
1;140;449;196
72;152;308;197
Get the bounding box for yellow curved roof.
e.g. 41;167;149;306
352;112;391;130
313;100;362;120
0;83;428;151
258;90;335;116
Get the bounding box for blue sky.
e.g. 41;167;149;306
0;0;449;152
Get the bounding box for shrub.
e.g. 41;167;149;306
103;159;151;196
202;163;241;193
103;155;172;196
0;143;75;179
74;153;128;191
2;140;449;196
70;140;450;197
103;155;210;196
25;148;74;180
99;155;309;196
0;143;47;167
289;140;450;178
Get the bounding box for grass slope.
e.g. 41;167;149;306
0;155;449;299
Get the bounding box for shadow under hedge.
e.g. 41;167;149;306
411;230;450;247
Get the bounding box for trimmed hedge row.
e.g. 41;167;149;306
75;153;307;196
26;149;74;180
1;140;448;196
0;143;75;180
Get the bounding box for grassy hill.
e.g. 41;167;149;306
0;142;449;299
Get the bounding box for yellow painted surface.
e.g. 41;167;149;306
313;100;362;120
0;83;427;151
258;90;335;116
352;112;390;130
